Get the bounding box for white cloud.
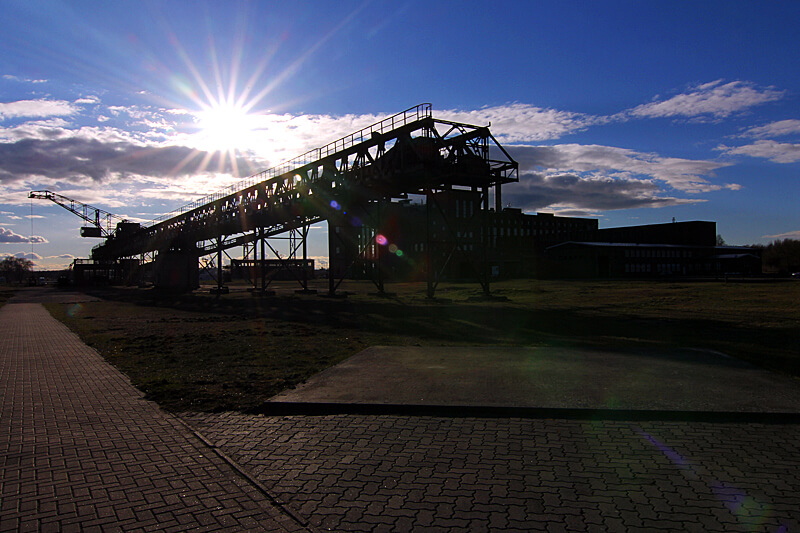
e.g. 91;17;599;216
507;144;735;193
497;143;738;214
0;97;756;226
628;80;784;120
166;103;602;165
0;226;47;243
762;230;800;240
0;99;78;121
0;118;75;142
718;140;800;163
75;96;101;105
227;111;385;159
438;104;601;142
741;119;800;139
15;252;42;261
135;173;242;204
3;75;47;84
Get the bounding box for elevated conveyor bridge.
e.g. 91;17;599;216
91;104;518;296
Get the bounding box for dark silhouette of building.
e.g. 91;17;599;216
543;221;761;278
543;241;761;278
331;199;760;280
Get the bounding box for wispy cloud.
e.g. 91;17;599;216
507;144;736;194
2;74;47;84
13;252;42;261
497;143;737;214
740;119;800;138
627;80;784;120
717;140;800;163
0;226;47;244
762;230;800;240
439;104;601;142
0;96;758;223
0;99;78;121
504;172;703;214
75;95;101;105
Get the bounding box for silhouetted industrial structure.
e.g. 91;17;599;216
543;221;761;278
29;190;132;238
331;208;760;281
32;104;760;291
88;104;519;296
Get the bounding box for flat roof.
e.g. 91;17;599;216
546;241;756;251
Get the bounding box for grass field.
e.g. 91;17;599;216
45;278;800;413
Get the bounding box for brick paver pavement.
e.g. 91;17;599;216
183;412;800;532
0;302;306;532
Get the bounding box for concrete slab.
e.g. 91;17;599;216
270;345;800;412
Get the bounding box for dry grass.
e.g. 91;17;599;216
45;278;800;413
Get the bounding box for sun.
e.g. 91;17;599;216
196;100;257;153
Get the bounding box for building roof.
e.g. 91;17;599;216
546;241;757;252
715;253;761;260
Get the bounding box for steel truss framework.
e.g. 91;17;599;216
91;104;518;296
29;190;129;237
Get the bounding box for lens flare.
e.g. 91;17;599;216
639;429;776;528
376;234;388;246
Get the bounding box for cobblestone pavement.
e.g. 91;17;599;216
183;411;800;532
0;302;306;532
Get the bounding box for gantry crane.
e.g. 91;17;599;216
29;190;130;238
88;103;519;296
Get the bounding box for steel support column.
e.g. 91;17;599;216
426;189;435;299
216;237;224;293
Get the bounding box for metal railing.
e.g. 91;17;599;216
148;103;432;226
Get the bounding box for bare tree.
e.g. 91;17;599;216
0;256;35;285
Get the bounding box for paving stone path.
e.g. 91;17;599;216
0;301;305;532
183;411;800;532
4;289;800;532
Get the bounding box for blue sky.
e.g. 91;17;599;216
1;0;799;269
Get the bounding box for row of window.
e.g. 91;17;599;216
624;249;692;259
454;200;476;219
624;262;722;274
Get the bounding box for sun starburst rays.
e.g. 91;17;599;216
149;2;367;185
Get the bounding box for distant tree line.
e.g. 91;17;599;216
746;239;800;275
1;256;34;284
